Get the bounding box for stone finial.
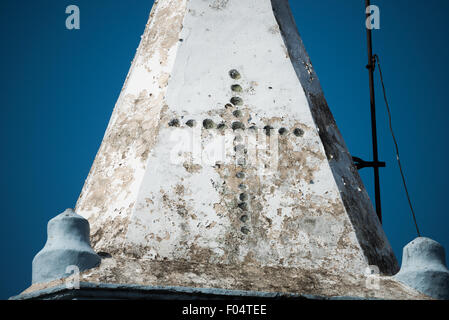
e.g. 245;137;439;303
394;237;449;300
32;209;100;284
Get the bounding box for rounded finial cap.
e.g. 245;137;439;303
32;208;101;284
394;237;449;300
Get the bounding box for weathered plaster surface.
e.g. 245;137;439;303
75;0;187;253
271;0;398;274
12;280;432;300
19;258;431;300
68;0;403;298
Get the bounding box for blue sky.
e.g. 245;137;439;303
1;0;448;299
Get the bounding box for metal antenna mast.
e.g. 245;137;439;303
353;0;385;223
365;0;382;223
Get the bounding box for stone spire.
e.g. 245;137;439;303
54;0;413;298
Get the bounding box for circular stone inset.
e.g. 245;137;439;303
230;97;243;106
186;119;196;127
239;193;248;201
168;119;180;127
233;110;242;118
293;128;305;137
229;69;241;80
278;127;288;135
232;121;245;131
231;84;243;92
203;119;216;129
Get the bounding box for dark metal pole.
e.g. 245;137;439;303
365;0;382;223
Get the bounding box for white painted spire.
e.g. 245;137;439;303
69;0;410;298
